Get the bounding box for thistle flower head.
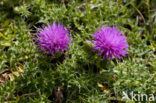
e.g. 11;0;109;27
92;26;128;60
37;22;71;55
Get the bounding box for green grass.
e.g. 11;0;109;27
0;0;155;103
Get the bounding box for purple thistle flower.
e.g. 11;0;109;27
92;26;128;60
37;22;71;55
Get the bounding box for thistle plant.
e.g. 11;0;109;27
37;22;71;55
92;26;128;60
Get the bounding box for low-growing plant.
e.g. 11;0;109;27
0;0;155;103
